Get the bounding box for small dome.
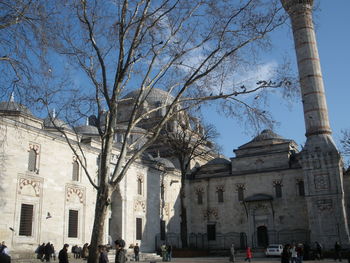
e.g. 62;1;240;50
0;101;33;116
153;156;175;169
206;158;230;165
75;125;99;135
43;117;70;129
123;88;174;105
251;129;284;142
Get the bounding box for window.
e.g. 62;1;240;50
217;189;224;203
197;191;203;204
207;224;216;241
28;149;37;172
136;218;142;240
19;204;33;236
298;180;305;196
72;161;79;181
275;183;282;198
137;179;143;195
160;220;166;240
238;187;244;201
68;210;79;238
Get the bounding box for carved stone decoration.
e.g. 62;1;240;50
137;174;144;183
134;200;146;213
203;208;219;220
216;185;225;192
314;174;329;191
273;180;283;186
19;178;41;197
160;203;170;216
195;187;204;195
235;184;245;191
316;199;333;211
28;143;40;154
66;186;85;204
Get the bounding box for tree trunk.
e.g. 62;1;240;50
180;173;188;248
87;188;110;263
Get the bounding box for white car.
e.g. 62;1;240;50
265;244;283;257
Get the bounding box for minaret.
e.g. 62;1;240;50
281;0;350;247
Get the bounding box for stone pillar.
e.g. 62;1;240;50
281;0;350;248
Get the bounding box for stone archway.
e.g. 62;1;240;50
257;225;268;247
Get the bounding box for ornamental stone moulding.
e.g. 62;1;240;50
19;178;41;197
66;186;85;204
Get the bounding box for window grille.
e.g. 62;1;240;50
28;149;37;172
72;161;79;181
275;183;282;198
207;224;216;241
68;210;78;238
136;218;142;240
19;204;33;236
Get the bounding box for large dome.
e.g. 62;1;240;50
122;88;174;105
0;101;33;116
251;129;284;142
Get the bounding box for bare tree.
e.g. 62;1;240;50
3;0;296;262
162;116;220;247
340;129;350;166
0;0;53;104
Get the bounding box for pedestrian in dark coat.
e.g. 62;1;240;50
334;241;342;262
114;239;127;263
98;245;109;263
281;245;291;263
38;243;45;261
133;243;140;261
58;244;69;263
44;242;52;262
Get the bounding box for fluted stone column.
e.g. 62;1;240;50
281;0;350;248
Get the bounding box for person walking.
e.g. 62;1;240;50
229;243;235;262
114;239;127;263
167;244;172;262
161;244;167;262
44;242;52;262
98;245;109;263
315;242;323;260
335;241;342;262
291;244;298;263
245;247;252;262
281;244;291;263
0;241;11;263
133;243;140;261
58;244;69;263
82;243;89;259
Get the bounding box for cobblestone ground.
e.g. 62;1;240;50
47;257;343;263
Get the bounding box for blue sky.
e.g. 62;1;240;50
206;1;350;158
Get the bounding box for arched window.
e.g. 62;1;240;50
275;183;282;198
72;161;79;181
238;187;244;201
137;178;143;195
217;189;224;203
197;191;203;204
28;149;37;172
298;180;305;196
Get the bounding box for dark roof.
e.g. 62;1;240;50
251;129;284;142
153;156;175;169
244;193;273;202
43;117;70;129
123;88;174;105
206;158;231;165
75;125;99;135
0;101;33;116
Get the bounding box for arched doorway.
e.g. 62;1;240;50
257;226;268;247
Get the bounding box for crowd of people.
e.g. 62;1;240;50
160;243;173;261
